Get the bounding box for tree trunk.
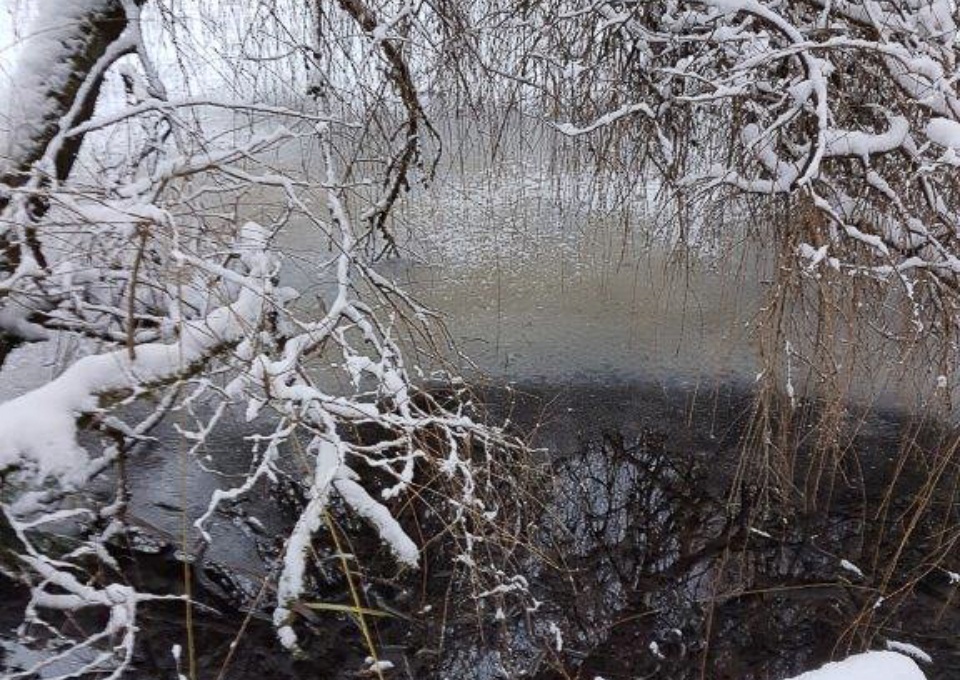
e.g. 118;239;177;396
0;1;131;369
0;0;129;212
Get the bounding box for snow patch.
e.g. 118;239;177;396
840;559;865;579
926;117;960;149
783;651;926;679
886;640;932;665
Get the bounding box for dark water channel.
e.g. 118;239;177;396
4;378;958;680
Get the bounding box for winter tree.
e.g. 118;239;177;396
1;0;959;677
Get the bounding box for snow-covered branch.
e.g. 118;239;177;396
0;3;535;674
534;0;960;334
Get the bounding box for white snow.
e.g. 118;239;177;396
799;243;829;269
708;0;751;15
335;472;419;567
783;651;926;680
0;0;119;174
824;116;909;161
548;621;563;652
926;117;960;149
364;657;394;673
839;559;865;579
886;640;932;664
917;0;958;44
0;221;275;489
554;102;655;136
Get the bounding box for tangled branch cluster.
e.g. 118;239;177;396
0;1;535;675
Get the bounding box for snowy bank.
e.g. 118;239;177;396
784;651;925;680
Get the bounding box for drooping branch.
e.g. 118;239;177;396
329;0;441;254
546;1;960;282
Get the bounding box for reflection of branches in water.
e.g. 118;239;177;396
528;415;959;680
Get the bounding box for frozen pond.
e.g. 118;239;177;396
266;115;765;388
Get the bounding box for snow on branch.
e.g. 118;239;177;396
0;221;277;491
538;0;960;292
0;0;129;184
